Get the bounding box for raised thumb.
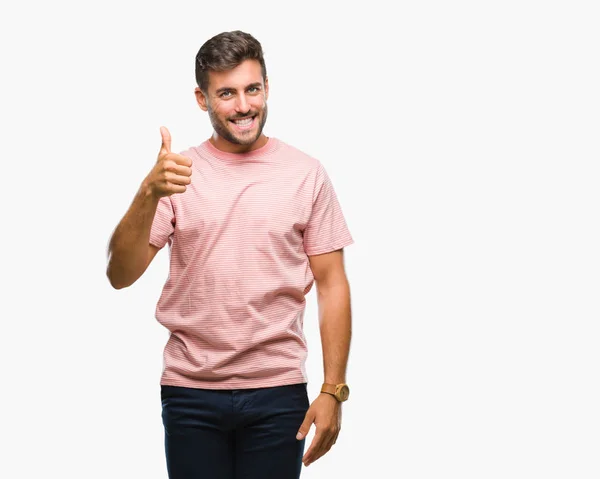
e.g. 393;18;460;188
159;126;171;154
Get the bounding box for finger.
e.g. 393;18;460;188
164;162;193;178
165;173;192;186
320;434;337;458
296;410;314;441
165;183;187;195
306;439;332;466
160;126;171;154
302;434;320;465
171;153;193;168
163;152;193;168
306;427;339;466
302;431;327;466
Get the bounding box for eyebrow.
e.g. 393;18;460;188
215;82;263;95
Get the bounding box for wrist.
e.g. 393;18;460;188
319;391;340;404
139;180;159;202
324;378;346;384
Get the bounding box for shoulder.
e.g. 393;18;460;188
272;138;323;171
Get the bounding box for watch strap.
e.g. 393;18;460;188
321;383;337;396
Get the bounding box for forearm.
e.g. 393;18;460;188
317;278;352;384
106;182;160;289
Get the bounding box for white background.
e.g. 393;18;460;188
1;0;599;478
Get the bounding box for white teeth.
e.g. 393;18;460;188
233;118;253;125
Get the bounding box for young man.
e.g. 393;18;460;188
106;30;353;478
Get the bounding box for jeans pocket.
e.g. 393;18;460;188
289;383;309;410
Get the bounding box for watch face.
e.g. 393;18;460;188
338;385;350;401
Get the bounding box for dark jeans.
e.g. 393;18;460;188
161;383;310;479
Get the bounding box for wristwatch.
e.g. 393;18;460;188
321;383;350;402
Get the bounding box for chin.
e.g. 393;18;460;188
229;130;260;145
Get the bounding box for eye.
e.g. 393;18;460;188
248;86;260;93
219;91;233;98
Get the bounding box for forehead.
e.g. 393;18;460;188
207;59;264;91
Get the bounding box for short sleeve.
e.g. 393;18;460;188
149;196;175;249
303;163;354;256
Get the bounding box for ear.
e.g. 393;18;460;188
264;76;269;101
195;87;208;111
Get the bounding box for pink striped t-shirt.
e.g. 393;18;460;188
149;137;353;389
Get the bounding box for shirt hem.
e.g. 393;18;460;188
305;237;354;256
159;373;309;390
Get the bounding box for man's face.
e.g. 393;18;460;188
196;59;269;150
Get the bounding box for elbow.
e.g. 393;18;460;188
107;272;126;290
106;264;130;290
109;279;127;290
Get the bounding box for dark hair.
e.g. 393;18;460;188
195;30;267;92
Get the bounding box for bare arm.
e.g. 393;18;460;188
310;249;352;385
106;185;163;289
106;126;192;289
297;248;352;467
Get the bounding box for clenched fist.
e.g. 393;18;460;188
145;126;193;198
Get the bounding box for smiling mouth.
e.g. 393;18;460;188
230;115;256;130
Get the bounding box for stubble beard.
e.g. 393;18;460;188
208;103;268;146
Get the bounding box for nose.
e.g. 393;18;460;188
235;93;250;114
